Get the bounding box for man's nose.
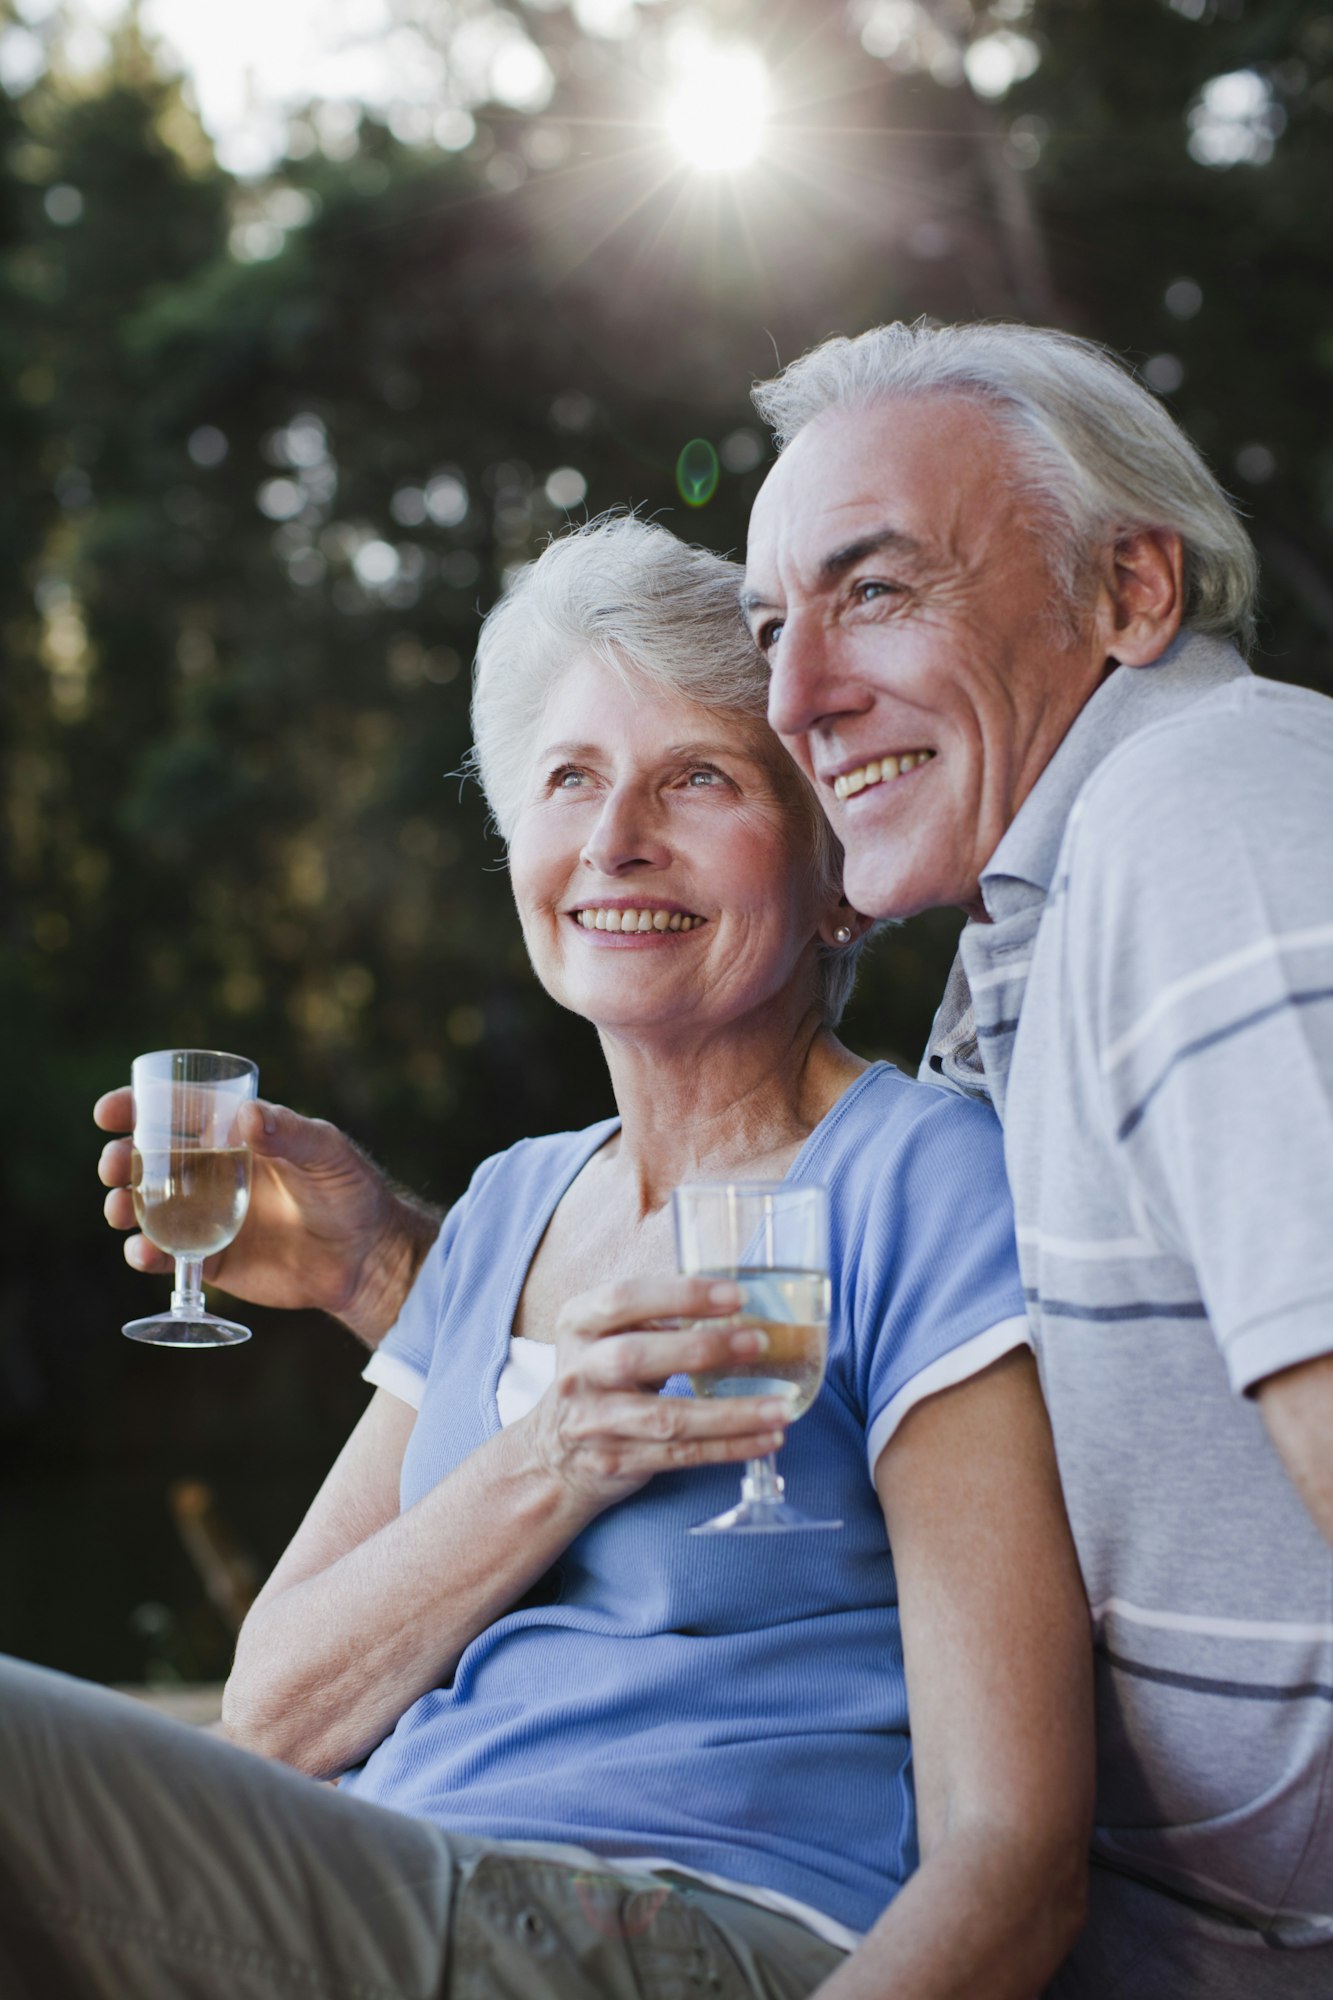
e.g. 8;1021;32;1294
580;784;666;875
765;613;840;744
764;616;868;752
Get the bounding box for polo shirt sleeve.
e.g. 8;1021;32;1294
361;1154;501;1411
855;1087;1031;1477
1067;682;1333;1395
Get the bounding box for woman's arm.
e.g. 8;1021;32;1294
221;1277;788;1778
815;1348;1093;2000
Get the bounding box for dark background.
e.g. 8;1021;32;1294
3;0;1331;1685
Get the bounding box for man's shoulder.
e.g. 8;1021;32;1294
1069;672;1333;858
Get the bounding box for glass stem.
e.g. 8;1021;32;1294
741;1456;785;1505
171;1257;205;1317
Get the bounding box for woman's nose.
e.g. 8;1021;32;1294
579;786;667;875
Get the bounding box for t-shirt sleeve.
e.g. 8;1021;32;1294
361;1157;499;1410
853;1089;1030;1477
1069;684;1333;1395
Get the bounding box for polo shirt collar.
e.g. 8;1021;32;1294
979;629;1249;923
922;629;1249;1110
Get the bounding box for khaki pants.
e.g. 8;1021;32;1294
0;1656;846;2000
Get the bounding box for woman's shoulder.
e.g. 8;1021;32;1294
808;1059;1005;1170
805;1060;1014;1265
457;1115;622;1212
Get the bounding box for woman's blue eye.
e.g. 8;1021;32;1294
686;768;722;786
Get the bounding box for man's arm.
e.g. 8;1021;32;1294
1256;1352;1333;1550
814;1348;1093;2000
96;1088;441;1346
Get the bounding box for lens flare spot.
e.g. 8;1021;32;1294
676;439;720;509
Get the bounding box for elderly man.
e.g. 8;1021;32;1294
742;321;1333;1998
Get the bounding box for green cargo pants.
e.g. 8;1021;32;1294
0;1656;847;2000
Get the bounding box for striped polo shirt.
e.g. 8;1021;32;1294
924;630;1333;1966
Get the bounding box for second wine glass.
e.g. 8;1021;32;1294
122;1049;258;1347
672;1181;842;1535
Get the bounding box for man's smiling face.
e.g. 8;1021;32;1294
745;394;1113;922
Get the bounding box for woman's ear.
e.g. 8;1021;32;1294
820;899;875;949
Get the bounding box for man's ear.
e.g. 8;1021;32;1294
1098;527;1185;667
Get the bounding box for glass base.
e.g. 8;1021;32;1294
690;1498;842;1533
122;1312;251;1348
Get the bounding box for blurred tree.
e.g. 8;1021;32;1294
1;0;1330;1678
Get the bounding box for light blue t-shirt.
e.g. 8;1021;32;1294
340;1062;1028;1937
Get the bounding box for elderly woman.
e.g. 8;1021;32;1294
18;517;1091;2000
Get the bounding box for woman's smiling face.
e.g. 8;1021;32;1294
507;653;832;1041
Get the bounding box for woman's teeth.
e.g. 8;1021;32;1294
833;749;935;801
576;908;705;932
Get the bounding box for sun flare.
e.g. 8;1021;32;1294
663;37;769;173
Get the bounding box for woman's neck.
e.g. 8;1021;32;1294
594;1008;867;1217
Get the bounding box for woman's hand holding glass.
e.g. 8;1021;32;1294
524;1275;794;1517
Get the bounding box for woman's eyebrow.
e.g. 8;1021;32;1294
539;738;760;765
662;740;764;766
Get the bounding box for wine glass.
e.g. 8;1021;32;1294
121;1049;258;1348
671;1181;841;1534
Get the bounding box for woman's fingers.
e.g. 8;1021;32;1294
557;1275;741;1346
553;1389;789;1477
574;1387;789;1446
580;1317;767;1392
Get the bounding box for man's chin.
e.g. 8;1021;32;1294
841;851;926;925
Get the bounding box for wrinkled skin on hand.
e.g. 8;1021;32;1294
521;1274;791;1514
95;1089;441;1341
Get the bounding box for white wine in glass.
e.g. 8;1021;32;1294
672;1182;841;1535
122;1049;258;1347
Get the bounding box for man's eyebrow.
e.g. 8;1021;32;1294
820;526;924;579
739;527;925;619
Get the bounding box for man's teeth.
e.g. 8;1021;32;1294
576;908;705;933
833;749;935;802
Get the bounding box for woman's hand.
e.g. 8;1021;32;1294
525;1275;793;1515
95;1088;441;1344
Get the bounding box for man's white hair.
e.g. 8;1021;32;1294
753;321;1259;652
469;513;880;1025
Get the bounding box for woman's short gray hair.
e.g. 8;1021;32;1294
753;321;1259;652
469;513;879;1025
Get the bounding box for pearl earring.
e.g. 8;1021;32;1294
833;924;853;945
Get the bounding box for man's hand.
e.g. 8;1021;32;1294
96;1089;442;1346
